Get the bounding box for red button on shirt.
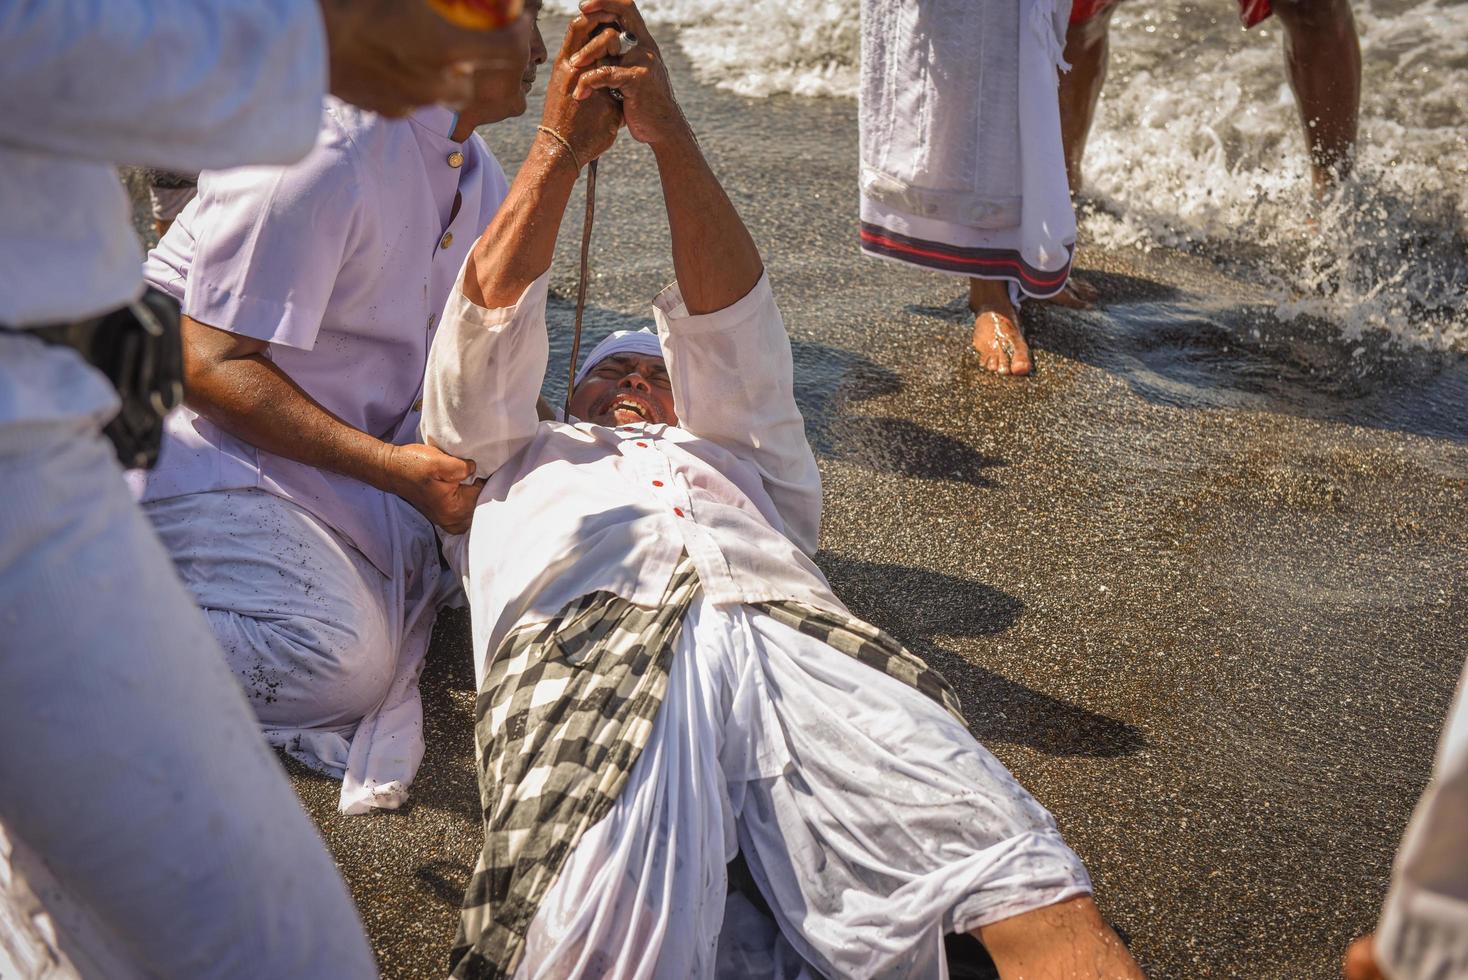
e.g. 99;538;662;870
636;441;649;448
673;507;684;517
651;480;664;487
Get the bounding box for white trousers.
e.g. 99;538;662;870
0;334;375;978
146;487;449;814
517;596;1091;980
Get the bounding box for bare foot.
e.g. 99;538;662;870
1045;274;1098;310
969;278;1031;377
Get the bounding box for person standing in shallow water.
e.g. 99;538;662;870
1060;0;1361;198
858;0;1089;377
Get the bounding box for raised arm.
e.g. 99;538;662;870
420;13;621;476
574;0;819;551
573;0;762;314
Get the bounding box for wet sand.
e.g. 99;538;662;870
285;22;1468;979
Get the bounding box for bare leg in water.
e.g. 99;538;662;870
1059;0;1360;195
1049;8;1120;311
1271;0;1361;193
970;277;1031;376
1058;9;1115;198
975;895;1146;980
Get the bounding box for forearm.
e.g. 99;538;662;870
653;131;763;315
188;356;395;493
463;134;579;308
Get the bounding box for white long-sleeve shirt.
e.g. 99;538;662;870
0;0;327;326
421;270;843;685
1376;657;1468;980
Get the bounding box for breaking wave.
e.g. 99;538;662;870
548;0;1468;351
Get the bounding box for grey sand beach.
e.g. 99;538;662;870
277;21;1468;979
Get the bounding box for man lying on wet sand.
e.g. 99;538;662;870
423;4;1145;977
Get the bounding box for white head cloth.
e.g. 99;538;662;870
573;327;664;388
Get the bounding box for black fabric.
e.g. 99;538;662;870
12;288;183;469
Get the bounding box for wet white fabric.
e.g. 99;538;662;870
1376;656;1468;980
516;595;1092;979
144;487;450;814
426;272;836;678
858;0;1076;299
1;825;136;980
572;327;665;387
0;334;375;977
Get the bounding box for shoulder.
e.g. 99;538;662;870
209;100;386;242
194;99;369;209
321;97;408;164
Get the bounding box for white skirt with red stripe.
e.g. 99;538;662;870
858;0;1077;300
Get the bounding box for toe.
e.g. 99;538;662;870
1009;342;1032;376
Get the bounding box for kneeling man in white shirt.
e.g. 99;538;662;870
422;4;1146;978
131;7;547;815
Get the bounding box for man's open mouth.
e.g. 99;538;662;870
601;394;658;425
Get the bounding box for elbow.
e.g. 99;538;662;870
178;316;268;420
181;353;226;419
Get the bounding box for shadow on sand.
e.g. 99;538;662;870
817;554;1147;759
822;415;1004;487
911;271;1468;445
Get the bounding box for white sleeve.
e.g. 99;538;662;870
420;269;550;480
655;273;823;555
0;0;325;169
1376;657;1468;980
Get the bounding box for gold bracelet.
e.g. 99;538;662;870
535;125;582;171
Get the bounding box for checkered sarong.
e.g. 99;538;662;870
749;599;966;726
450;558;964;979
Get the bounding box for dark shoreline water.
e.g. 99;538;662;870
276;19;1468;978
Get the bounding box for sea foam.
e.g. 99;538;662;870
1080;0;1468;351
545;0;857;96
550;0;1467;351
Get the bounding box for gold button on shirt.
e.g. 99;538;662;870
439;231;453;250
448;150;464;168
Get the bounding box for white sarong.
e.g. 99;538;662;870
145;487;453;814
516;594;1091;978
859;0;1077;300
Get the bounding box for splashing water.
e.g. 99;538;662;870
550;0;1467;351
1080;0;1468;351
544;0;858;96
